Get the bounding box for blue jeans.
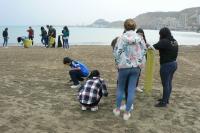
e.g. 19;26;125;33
160;61;177;104
41;36;48;47
63;39;69;49
116;67;140;112
3;37;8;47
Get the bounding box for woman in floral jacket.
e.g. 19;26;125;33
113;19;146;120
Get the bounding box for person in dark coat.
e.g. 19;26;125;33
2;28;8;47
40;27;48;47
153;27;178;107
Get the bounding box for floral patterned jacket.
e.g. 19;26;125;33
113;30;147;69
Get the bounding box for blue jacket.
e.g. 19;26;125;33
70;61;89;77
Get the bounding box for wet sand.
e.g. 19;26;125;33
0;45;200;133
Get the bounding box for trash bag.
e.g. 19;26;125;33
57;35;63;48
49;36;55;48
23;39;32;48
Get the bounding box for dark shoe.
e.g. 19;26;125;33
155;102;167;107
78;77;84;81
157;99;169;104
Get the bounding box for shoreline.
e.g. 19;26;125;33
0;43;200;47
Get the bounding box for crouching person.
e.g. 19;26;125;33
17;37;32;48
79;70;108;111
63;57;90;89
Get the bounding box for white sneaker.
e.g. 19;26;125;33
91;106;98;111
123;112;131;120
113;108;120;116
70;84;81;89
120;104;134;111
136;87;143;92
81;106;87;111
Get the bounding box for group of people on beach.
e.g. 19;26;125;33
112;19;178;120
2;18;178;121
1;25;69;48
63;18;178;121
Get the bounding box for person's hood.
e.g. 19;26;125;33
121;30;142;45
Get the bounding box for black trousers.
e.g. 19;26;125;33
29;36;34;45
69;70;85;85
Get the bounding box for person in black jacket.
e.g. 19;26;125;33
40;27;48;47
2;28;8;47
153;27;178;107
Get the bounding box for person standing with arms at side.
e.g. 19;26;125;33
153;27;178;107
2;28;8;47
62;26;70;49
113;19;146;120
27;26;34;45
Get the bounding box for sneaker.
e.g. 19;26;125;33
157;99;169;104
155;101;167;107
91;106;98;111
113;108;120;116
70;84;81;89
136;87;143;92
81;106;87;111
123;112;131;120
120;104;134;111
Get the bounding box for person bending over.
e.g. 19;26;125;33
63;57;90;89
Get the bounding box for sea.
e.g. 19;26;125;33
0;26;200;46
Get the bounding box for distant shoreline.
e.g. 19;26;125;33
1;44;200;48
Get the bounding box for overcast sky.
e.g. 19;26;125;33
0;0;199;26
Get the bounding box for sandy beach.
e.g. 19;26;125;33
0;45;200;133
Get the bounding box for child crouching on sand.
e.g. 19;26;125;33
63;57;90;89
78;70;108;111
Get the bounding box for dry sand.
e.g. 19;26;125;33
0;45;200;133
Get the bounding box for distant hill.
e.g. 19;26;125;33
88;19;110;28
88;19;123;28
135;7;200;31
88;7;200;31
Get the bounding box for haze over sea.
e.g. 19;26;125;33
1;26;200;46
